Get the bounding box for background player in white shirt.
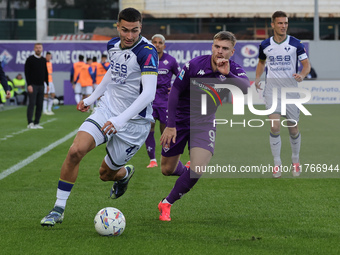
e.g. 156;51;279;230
255;11;311;178
41;7;158;227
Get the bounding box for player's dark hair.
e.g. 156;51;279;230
86;58;92;62
79;55;84;61
118;7;142;23
213;31;236;47
92;56;97;62
101;54;107;58
272;11;287;22
46;51;51;55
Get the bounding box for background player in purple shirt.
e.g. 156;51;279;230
158;31;250;221
145;34;180;168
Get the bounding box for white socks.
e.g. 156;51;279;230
290;133;301;164
54;189;71;209
270;132;282;166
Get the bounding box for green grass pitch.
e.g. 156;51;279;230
0;104;339;255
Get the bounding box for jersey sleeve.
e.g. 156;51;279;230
171;57;180;77
297;42;308;61
167;63;191;127
137;45;158;76
226;61;250;94
258;43;267;61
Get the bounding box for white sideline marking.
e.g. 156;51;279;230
0;129;78;180
0;118;57;141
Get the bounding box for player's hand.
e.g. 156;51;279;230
27;85;33;93
255;79;263;92
216;58;230;75
5;91;11;99
160;127;176;149
46;86;50;94
293;73;304;82
76;100;90;112
101;121;117;135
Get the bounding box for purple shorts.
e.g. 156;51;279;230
152;106;167;124
161;123;216;157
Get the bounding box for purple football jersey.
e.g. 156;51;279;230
167;55;250;129
152;53;180;108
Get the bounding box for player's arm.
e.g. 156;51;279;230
160;66;189;147
24;58;33;93
227;63;250;94
255;59;266;91
293;58;311;82
255;43;267;91
160;84;180;147
78;70;110;112
102;74;157;135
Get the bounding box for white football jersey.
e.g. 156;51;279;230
259;35;308;88
100;36;158;123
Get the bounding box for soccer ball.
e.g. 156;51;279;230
53;98;59;105
94;207;126;236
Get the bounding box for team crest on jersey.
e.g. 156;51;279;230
163;59;169;65
284;46;291;52
124;53;131;61
219;75;226;81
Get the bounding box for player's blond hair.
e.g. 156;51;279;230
152;34;165;42
213;31;236;47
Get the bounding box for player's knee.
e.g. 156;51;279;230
68;143;86;162
161;164;174;176
270;125;280;134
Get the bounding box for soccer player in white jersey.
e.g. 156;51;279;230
255;11;311;178
41;7;158;227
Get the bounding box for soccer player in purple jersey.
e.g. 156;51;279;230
158;31;250;221
145;34;180;168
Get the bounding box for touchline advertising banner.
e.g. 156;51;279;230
0;41;308;72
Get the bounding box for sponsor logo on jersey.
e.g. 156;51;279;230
144;54;157;69
144;46;154;50
158;68;169;75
